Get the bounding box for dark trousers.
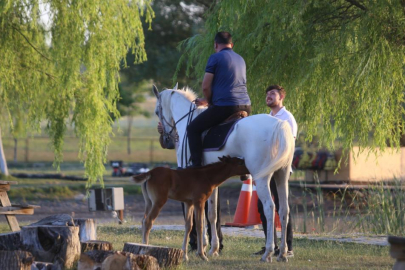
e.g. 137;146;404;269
181;200;223;250
187;105;251;166
257;177;293;251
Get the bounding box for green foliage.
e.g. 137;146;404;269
121;0;208;90
0;0;154;186
178;0;405;152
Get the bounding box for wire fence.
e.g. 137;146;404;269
2;136;177;164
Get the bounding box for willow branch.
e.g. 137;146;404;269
11;24;52;62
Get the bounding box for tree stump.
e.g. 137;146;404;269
123;243;183;268
0;250;34;270
0;231;21;250
388;236;405;270
81;240;112;253
20;225;80;269
78;250;114;270
74;218;97;241
126;253;160;270
30;214;74;226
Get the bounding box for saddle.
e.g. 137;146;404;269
202;111;248;152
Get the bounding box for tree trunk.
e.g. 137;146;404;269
74;218;97;241
0;126;9;176
81;240;112;253
127;116;133;155
123;243;183;268
20;225;80;269
0;250;34;270
0;231;21;251
388;236;405;270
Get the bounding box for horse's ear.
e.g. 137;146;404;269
173;82;178;91
152;85;160;99
218;156;225;162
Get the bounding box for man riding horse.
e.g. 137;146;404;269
187;31;251;168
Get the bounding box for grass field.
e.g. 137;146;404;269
0;223;393;270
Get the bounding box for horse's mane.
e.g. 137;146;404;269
174;86;198;102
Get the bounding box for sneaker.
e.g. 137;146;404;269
252;247;265;256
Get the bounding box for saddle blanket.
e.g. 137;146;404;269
202;120;239;152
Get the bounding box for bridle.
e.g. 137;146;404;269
157;91;197;147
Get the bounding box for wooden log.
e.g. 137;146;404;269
78;250;114;270
74;218;97;241
0;204;40;215
0;250;34;270
81;240;112;253
388;236;405;270
0;231;21;250
20;225;80;269
123;243;183;268
126;253;160;270
29;214;74;226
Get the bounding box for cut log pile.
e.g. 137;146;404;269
0;214;183;270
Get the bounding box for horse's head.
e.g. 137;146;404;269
218;156;250;175
152;84;178;129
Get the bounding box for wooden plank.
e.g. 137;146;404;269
0;191;20;232
0;184;10;192
0;206;35;215
0;180;18;185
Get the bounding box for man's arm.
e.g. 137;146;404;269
200;72;214;105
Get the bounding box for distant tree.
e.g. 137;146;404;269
0;0;153;185
178;0;405;152
121;0;209;90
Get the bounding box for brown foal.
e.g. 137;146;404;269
132;156;250;261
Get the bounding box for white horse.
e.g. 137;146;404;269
153;84;295;262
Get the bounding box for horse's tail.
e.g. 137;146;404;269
254;120;295;179
132;172;151;184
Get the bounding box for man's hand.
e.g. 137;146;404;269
157;122;163;134
195;98;209;107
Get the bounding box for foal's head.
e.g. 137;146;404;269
218;156;250;175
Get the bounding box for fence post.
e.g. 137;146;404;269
25;138;29;162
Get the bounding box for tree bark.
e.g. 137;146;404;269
123;243;183;268
74;218;97;241
0;231;21;251
0;250;34;270
81;240;112;253
20;225;80;269
0;126;9;176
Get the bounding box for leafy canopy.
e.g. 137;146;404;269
0;0;153;186
178;0;405;153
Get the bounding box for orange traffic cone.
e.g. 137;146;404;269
246;180;262;226
275;211;281;230
225;178;252;227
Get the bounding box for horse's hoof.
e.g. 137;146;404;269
183;255;189;262
199;254;209;261
209;250;219;257
277;255;288;262
260;255;272;263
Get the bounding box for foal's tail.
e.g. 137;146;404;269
254;120;295;179
132;173;151;184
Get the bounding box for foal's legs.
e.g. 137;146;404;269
255;175;275;262
182;203;194;261
207;187;220;256
142;200;166;245
273;167;290;262
195;201;209;261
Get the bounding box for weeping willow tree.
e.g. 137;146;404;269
0;0;153;186
177;0;405;153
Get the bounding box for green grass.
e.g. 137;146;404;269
97;225;393;270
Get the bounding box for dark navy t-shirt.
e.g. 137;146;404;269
205;48;250;106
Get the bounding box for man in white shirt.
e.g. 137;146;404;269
254;84;297;257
